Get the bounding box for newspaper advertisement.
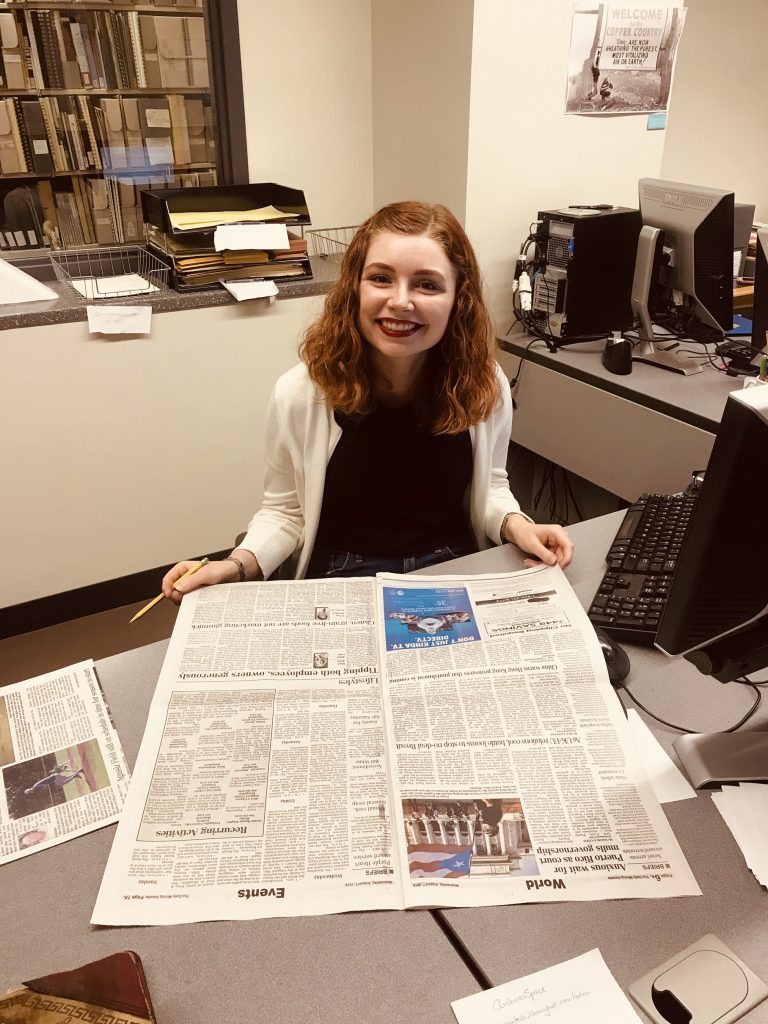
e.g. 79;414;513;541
379;565;700;906
0;660;130;865
92;567;698;926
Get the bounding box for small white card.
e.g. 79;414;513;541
452;949;642;1024
214;222;290;251
222;279;279;302
87;304;152;335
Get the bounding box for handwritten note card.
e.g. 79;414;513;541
87;305;152;335
452;949;642;1024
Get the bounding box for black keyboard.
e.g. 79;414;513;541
587;491;699;644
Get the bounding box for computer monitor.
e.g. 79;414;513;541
751;227;768;357
655;384;768;684
638;177;734;334
630;179;735;376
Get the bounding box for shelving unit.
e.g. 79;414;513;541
0;0;219;252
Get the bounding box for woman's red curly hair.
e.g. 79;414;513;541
299;201;500;435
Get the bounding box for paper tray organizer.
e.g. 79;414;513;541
49;244;171;302
140;182;312;237
140;182;313;292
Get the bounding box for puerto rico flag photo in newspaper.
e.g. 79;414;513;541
408;843;473;878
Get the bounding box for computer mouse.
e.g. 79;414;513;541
595;629;631;685
601;335;633;375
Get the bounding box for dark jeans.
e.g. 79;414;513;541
305;539;477;579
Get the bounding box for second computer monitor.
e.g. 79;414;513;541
638;177;734;334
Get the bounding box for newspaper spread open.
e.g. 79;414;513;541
0;660;130;865
92;565;700;925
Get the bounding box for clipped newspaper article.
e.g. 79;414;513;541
0;660;130;865
92;567;699;926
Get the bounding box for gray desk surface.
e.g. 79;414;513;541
501;330;740;433
3;515;765;1022
0;640;480;1022
423;513;768;1021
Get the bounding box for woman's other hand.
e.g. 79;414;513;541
504;516;574;569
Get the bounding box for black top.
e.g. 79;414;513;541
314;403;474;557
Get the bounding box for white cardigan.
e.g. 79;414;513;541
240;361;527;579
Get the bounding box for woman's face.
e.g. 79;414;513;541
358;231;457;373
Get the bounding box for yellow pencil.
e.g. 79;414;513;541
129;557;209;624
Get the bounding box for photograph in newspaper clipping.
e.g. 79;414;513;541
379;565;701;907
0;660;130;865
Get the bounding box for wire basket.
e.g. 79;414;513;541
49;244;171;302
306;225;359;259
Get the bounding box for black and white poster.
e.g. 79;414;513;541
565;4;687;115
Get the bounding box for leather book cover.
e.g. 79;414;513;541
0;950;158;1022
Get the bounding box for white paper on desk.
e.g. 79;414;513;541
87;304;152;335
627;710;696;803
222;279;279;302
452;948;642;1024
712;784;768;887
70;273;158;299
214;222;290;251
0;257;58;304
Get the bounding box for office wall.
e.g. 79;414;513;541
371;0;473;220
464;1;668;334
237;0;374;229
0;298;321;607
660;0;768;220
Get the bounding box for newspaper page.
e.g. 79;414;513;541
92;579;403;925
0;660;130;865
378;564;701;906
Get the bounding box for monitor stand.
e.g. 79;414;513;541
633;339;704;376
674;731;768;788
630;225;704;375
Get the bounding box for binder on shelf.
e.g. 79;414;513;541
0;100;25;175
168;93;191;166
136;95;173;168
86;178;117;245
184;97;207;164
121;97;146;169
52;11;82;90
100;96;128;169
19;98;54;175
185;17;208;88
0;11;26;90
137;15;162;90
155;15;189;89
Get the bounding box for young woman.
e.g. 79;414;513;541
163;202;572;601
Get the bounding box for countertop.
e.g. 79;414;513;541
0;253;339;331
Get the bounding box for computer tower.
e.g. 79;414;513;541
531;207;642;341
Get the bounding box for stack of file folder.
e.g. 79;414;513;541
141;182;312;291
